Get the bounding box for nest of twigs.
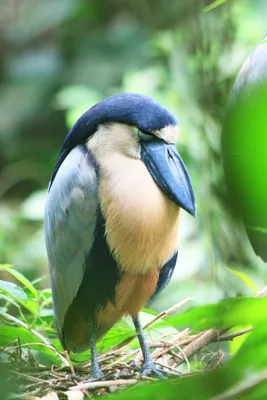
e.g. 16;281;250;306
3;292;262;400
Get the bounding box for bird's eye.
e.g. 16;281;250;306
138;129;154;141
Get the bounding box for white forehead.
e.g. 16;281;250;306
154;125;179;144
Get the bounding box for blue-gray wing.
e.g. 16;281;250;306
44;145;98;341
231;33;267;97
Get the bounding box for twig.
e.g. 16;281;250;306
154;360;179;374
9;370;48;383
70;378;138;391
107;349;140;369
64;350;76;376
1;341;61;352
169;285;267;367
172;346;190;372
211;350;225;369
170;329;225;367
151;329;190;360
218;327;252;342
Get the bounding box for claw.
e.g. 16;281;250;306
130;359;165;378
141;364;165;379
140;359;168;379
141;362;180;379
136;358;180;379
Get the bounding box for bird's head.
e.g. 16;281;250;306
52;93;196;216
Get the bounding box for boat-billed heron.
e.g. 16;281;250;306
222;34;267;261
44;93;196;379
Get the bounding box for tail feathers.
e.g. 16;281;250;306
61;305;123;353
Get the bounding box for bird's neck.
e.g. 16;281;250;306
98;153;180;274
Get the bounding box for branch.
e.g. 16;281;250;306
171;329;226;367
169;285;267;367
218;327;252;342
70;378;138;391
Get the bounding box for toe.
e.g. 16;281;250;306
140;361;179;379
140;361;166;379
89;370;104;381
141;367;165;379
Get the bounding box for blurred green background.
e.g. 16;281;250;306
0;0;266;311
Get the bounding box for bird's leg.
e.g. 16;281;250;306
133;315;180;379
88;317;104;380
133;315;165;378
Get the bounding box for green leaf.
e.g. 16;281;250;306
203;0;229;12
0;325;37;346
167;297;267;331
26;299;39;315
97;323;135;353
0;264;38;297
0;325;61;366
225;266;258;294
38;308;54;318
110;368;238;400
0;280;28;303
228;325;251;355
230;321;267;371
0;280;37;315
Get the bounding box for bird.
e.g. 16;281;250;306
222;33;267;261
44;93;196;379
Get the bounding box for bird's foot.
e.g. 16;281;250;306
141;360;166;379
130;359;165;378
88;367;104;381
138;359;180;379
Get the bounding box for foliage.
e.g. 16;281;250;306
1;264;267;399
0;264;137;367
204;0;230;12
0;0;267;309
